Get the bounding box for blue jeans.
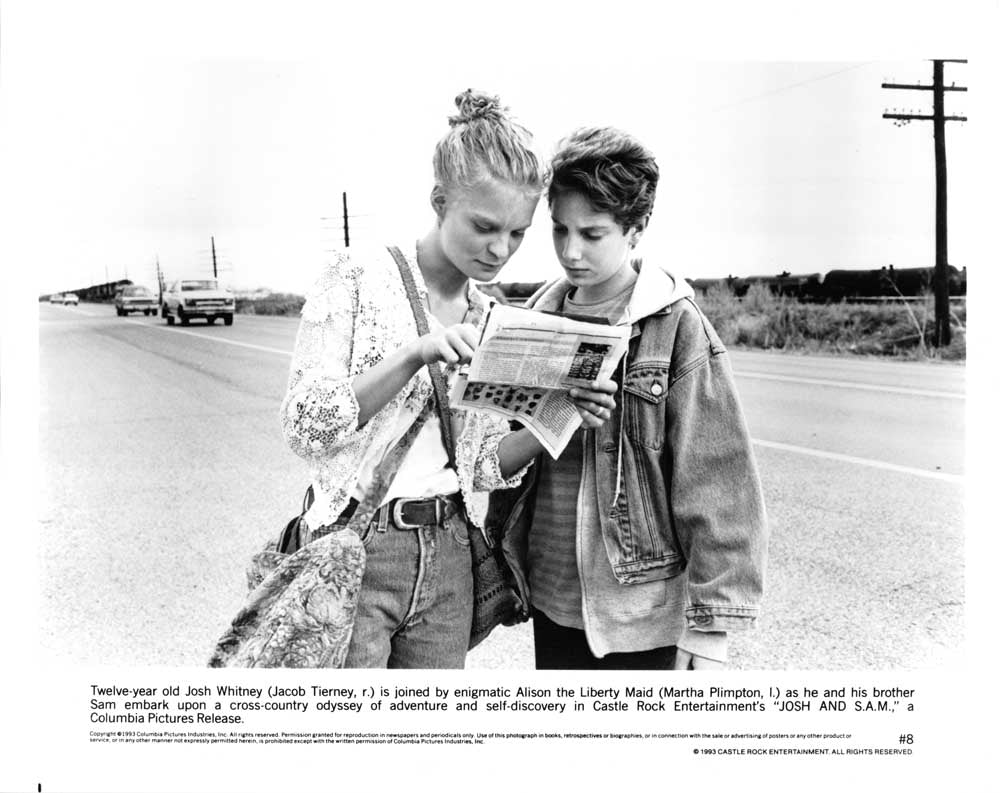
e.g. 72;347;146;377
343;509;473;669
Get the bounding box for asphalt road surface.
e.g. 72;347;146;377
38;302;965;670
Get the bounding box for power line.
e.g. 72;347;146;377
707;62;878;114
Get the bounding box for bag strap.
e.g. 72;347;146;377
387;245;458;470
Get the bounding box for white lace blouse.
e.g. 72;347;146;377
280;244;530;530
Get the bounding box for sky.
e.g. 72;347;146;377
0;1;991;297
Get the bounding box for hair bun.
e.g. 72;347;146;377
449;88;507;127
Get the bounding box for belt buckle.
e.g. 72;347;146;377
391;497;430;530
390;496;451;529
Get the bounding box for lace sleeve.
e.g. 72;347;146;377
465;411;534;492
279;255;363;461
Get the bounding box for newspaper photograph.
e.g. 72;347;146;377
450;303;630;456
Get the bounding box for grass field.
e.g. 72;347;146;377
697;283;966;361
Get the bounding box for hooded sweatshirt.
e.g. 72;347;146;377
518;257;759;661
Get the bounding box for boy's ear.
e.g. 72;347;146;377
629;216;649;248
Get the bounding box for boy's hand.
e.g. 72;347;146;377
568;379;618;428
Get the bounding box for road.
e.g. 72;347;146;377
38;302;965;670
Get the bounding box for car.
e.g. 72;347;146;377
115;285;157;316
63;292;79;306
161;279;236;326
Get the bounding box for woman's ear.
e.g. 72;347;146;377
430;184;448;222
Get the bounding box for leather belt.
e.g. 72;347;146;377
386;494;461;529
330;493;461;531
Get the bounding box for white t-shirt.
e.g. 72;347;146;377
351;298;463;506
352;409;459;505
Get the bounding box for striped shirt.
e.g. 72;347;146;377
528;285;634;628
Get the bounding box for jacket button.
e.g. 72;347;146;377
650;382;663;396
695;615;712;625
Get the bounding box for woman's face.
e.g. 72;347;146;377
436;176;539;282
550;190;637;293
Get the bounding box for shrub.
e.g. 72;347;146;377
695;284;965;360
235;293;306;316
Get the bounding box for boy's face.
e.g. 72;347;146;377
550;191;638;295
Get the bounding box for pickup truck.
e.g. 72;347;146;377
161;279;236;326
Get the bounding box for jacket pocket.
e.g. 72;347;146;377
622;362;669;450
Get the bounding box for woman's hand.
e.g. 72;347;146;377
415;323;480;366
568;379;618;428
353;323;478;426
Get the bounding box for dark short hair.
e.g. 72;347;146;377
548;126;659;232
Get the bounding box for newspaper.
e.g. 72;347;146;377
449;303;630;457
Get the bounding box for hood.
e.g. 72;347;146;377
525;257;694;324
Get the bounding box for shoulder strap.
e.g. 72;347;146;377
386;245;458;471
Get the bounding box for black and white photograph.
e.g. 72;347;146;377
1;1;994;791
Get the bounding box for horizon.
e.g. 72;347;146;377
42;258;970;301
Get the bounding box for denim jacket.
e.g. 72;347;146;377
488;260;767;642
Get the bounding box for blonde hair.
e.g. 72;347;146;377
432;89;547;195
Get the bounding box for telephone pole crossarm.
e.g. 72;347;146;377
882;113;967;122
881;82;967;91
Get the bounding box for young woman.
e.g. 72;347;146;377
279;92;616;669
491;126;767;670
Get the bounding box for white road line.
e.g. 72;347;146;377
738;370;964;400
125;317;965;402
752;438;963;483
128;317;963;483
139;321;292;356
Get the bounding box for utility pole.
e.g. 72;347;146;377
211;236;218;278
882;59;967;346
342;191;350;248
321;192;369;250
156;255;163;303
